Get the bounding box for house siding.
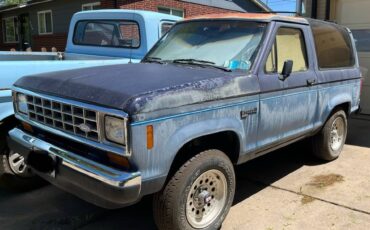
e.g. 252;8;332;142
0;0;100;51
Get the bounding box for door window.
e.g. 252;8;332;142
160;22;175;37
265;27;308;73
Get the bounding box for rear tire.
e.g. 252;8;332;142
153;149;235;230
312;110;348;161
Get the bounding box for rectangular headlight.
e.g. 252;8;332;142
105;116;126;145
16;93;28;115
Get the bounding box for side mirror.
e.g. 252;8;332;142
279;60;293;81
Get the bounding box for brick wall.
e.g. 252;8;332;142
101;0;238;17
101;0;116;8
32;33;68;52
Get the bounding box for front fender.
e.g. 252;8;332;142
164;117;244;169
0;90;14;123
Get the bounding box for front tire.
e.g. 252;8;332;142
1;150;34;178
312;110;348;161
153;149;235;230
0;132;33;178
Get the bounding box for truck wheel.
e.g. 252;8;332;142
0;134;33;178
313;110;348;161
1;150;34;178
153;149;235;230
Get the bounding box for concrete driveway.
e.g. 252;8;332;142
0;117;369;230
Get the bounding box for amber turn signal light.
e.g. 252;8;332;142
147;125;154;149
107;152;130;168
22;122;33;133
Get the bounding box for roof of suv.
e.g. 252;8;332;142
186;13;309;25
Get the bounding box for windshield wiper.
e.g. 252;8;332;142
143;57;166;64
173;59;215;65
172;59;232;72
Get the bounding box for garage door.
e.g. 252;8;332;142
334;0;370;114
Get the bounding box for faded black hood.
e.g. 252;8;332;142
15;63;246;114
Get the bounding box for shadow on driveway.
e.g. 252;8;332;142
347;116;370;148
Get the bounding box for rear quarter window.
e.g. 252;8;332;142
311;21;355;69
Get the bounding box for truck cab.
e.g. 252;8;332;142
7;14;361;230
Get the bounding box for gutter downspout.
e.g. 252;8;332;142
325;0;331;20
312;0;318;18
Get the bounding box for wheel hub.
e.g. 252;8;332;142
194;189;212;208
186;169;227;228
8;151;33;177
330;117;345;151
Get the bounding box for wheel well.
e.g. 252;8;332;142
166;131;240;183
0;115;17;134
0;115;17;151
332;102;351;118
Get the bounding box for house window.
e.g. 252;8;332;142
158;6;184;17
2;16;18;43
38;10;53;35
82;2;101;11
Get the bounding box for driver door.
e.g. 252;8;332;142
257;23;317;149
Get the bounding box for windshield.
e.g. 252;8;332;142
145;20;266;71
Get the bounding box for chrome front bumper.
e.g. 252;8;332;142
8;128;142;208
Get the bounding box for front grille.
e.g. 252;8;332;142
25;94;100;142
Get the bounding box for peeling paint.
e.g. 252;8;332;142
126;74;260;119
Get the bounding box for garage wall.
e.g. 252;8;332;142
331;0;370;114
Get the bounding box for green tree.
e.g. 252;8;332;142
4;0;27;6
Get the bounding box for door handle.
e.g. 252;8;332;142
307;79;316;86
